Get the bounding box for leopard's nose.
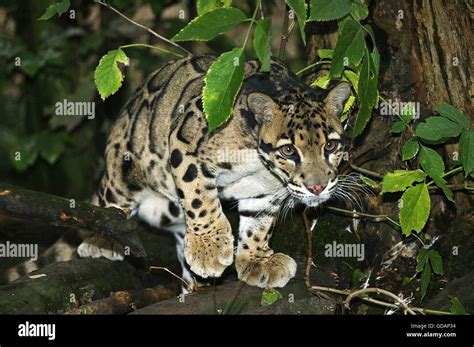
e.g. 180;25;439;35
306;184;327;195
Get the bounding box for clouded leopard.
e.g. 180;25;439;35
7;55;351;290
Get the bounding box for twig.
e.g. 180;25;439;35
286;20;296;38
279;4;290;60
345;288;416;315
258;0;264;19
324;205;401;228
242;0;261;49
349;163;384;179
302;209;453;315
302;208;314;290
150;266;194;293
119;43;183;58
95;0;191;56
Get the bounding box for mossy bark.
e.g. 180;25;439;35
0;258;142;314
0;183;146;256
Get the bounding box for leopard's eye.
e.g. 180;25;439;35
325;140;339;153
279;144;297;158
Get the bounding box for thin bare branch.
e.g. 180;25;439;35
95;0;191;56
302;209;453;315
279;4;290;60
150;266;194;293
345;287;417;315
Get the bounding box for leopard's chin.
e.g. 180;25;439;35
286;186;333;207
300;193;331;207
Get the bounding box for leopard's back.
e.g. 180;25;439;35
96;56;216;209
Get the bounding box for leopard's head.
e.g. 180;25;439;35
248;82;351;207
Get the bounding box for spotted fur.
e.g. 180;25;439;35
6;56;351;289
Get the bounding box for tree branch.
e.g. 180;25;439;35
0;183;146;257
302;209;453;315
65;286;176;314
95;0;191;56
279;5;290;60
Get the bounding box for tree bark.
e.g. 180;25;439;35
0;258;143;314
304;0;473;300
374;0;473;207
65;286;176;314
0;183;146;257
131;278;337;315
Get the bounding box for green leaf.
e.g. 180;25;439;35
329;18;365;78
197;0;232;15
450;296;467;315
203;48;245;132
172;8;247;42
340;94;356;122
429;250;443;275
311;73;330;89
317;49;333;59
349;0;368;21
363;24;380;82
370;47;380;82
381;169;425;193
400;102;416;124
286;0;307;45
415;117;463;143
253;19;272;72
460;129;474;176
342;70;359;93
431;175;454;202
94;48;129;100
351;268;364;287
37;0;70;20
419;145;445;179
435;103;469;129
261;288;282;306
400;183;430;236
416;248;429;273
353;48;378;137
402;138;419;161
309;0;352;21
420;260;431;301
390;120;406;133
360;175;379;189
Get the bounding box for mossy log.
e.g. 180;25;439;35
132;277;337;315
0;183;146;257
0;258;144;314
65;286;177;314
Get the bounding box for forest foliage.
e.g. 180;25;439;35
0;0;472;310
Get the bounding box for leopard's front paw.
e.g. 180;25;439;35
236;252;297;288
184;229;234;278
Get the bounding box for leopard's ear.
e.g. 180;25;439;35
325;82;352;118
247;92;278;123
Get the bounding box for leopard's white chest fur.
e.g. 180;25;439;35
216;153;285;201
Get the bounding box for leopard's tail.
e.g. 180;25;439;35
1;193;101;284
1;230;88;284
